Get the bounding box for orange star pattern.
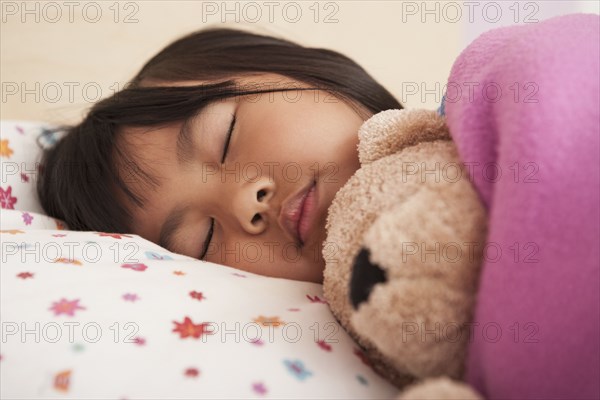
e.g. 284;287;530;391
253;316;285;327
53;370;71;392
53;258;83;266
0;139;14;158
172;317;214;339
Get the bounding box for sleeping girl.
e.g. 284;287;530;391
36;27;402;283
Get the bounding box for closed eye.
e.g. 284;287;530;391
200;218;214;260
220;113;236;164
201;113;236;260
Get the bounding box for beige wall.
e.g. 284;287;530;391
1;1;596;124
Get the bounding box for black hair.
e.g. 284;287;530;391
37;27;403;233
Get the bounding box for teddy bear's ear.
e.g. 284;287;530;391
358;109;451;165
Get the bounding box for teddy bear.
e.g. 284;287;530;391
323;109;488;399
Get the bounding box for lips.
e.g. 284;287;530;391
279;181;318;245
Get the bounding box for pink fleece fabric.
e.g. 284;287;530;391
444;14;600;399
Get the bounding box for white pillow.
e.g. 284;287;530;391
1;120;62;215
1;229;398;398
0;121;398;399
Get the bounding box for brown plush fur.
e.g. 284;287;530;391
323;109;488;396
398;377;482;400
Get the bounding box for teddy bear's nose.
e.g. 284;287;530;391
350;248;388;309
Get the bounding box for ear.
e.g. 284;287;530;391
358;109;451;165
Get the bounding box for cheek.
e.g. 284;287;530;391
253;255;324;283
206;240;323;282
239;114;359;173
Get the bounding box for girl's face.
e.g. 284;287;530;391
118;74;367;283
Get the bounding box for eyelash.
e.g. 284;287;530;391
200;113;236;260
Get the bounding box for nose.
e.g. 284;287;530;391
232;177;275;235
350;248;388;309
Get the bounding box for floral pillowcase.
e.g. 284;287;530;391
0;121;399;399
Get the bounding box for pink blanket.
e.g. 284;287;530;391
443;14;600;399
